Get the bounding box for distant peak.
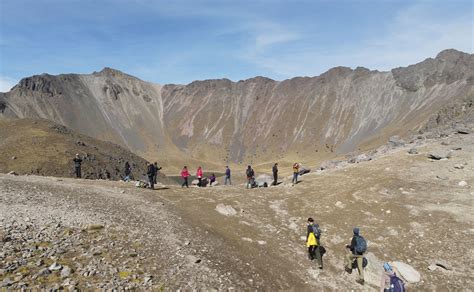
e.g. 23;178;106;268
435;49;469;60
94;67;126;76
241;76;275;83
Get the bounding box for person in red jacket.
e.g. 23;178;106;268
181;166;190;188
196;166;203;187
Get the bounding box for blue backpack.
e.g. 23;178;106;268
355;235;367;254
389;273;405;292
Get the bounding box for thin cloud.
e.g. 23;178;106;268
0;77;17;92
241;1;473;79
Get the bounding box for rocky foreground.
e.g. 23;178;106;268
0;128;473;290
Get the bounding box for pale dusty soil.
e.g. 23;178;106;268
1;132;473;290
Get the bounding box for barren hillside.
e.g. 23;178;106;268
1;50;472;171
0;119;154;181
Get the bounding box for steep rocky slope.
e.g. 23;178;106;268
1;50;472;170
0;119;153;180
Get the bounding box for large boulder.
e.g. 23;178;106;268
392;261;421;283
255;174;272;187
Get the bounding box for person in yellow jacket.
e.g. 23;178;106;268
306;217;323;269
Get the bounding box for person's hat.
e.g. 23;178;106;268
383;262;392;272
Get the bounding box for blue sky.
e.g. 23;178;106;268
0;0;472;91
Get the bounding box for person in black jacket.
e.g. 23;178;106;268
73;154;82;178
272;163;278;186
306;217;323;269
146;162;156;189
345;227;365;285
124;161;132;181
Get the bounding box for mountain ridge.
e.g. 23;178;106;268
1;49;472;171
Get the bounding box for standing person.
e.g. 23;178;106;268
246;165;255;189
292;163;299;185
153;162;162;184
73;154;82;178
196;166;203;187
146;162;156;189
272;163;278;186
123;161;132;181
380;262;405;292
345;227;367;285
306;218;323;269
224;166;232;185
181;166;190;188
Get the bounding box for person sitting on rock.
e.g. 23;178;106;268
306;217;323;269
345;227;367;285
181;166;190;188
209;173;216;186
73;154;83;178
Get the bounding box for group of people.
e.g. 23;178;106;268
180;166;220;188
146;161;162;189
306;218;406;290
72;155;405;290
72;154;305;190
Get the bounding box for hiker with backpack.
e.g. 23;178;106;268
292;163;299;184
246;165;255;189
73;153;83;178
306;218;323;269
345;227;367;285
181;166;190;188
380;262;405;292
272;163;278;186
146;162;156;189
224;166;232;185
196;166;203;187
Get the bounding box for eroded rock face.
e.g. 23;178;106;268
2;50;473;165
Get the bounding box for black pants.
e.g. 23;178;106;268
182;177;189;188
273;174;278;185
148;175;154;189
308;245;323;268
75;167;81;178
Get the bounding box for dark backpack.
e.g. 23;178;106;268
312;224;321;240
389;273;405;292
355;235;367;254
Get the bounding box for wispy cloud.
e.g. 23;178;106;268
239;1;473;79
0;77;17;92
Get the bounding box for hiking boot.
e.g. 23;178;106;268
356;279;365;285
345;267;352;274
